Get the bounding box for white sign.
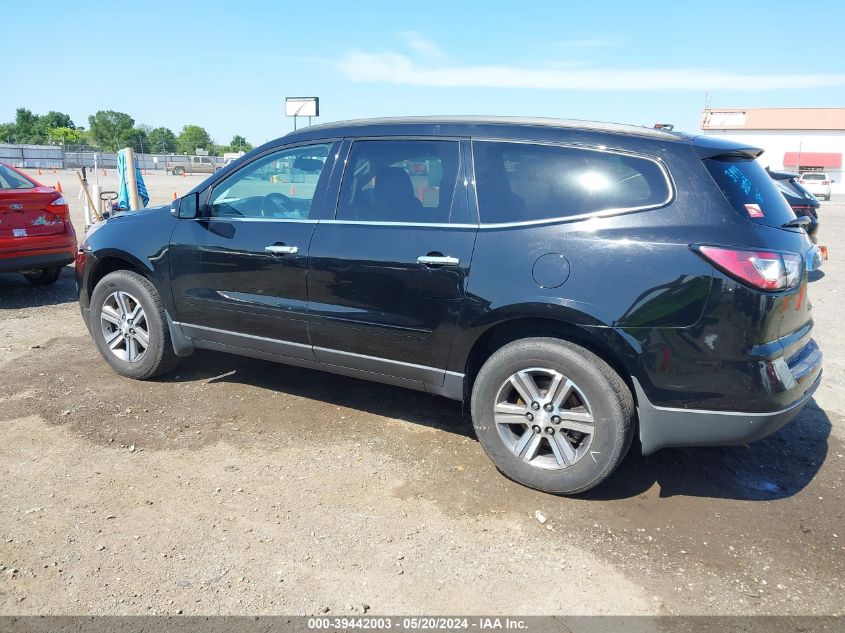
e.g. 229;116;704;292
285;97;319;118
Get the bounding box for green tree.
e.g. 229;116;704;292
88;110;135;151
146;127;177;153
13;108;41;143
46;127;85;145
0;108;78;144
230;134;252;152
0;122;15;143
177;124;211;154
118;127;149;152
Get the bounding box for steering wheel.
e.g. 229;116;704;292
260;192;293;217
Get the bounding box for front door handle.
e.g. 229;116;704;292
417;255;460;266
265;244;299;255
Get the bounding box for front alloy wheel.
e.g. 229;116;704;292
100;290;150;363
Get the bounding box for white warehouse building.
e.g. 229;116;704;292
700;107;845;194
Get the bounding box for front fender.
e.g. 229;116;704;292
77;206;179;313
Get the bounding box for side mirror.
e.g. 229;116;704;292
171;192;199;219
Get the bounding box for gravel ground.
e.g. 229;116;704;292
0;169;843;616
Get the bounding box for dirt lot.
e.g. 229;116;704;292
0;169;843;616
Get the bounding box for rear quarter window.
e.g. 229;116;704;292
705;157;796;227
472;141;671;224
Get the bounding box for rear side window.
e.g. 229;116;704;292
472;141;671;224
705;157;796;227
337;140;465;224
0;164;35;190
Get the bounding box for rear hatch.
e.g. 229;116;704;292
0;187;67;239
696;140;816;353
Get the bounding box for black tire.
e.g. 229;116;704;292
470;337;634;495
89;270;181;379
23;267;62;285
172;167;184;176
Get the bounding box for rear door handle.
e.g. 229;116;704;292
417;255;460;266
265;244;299;255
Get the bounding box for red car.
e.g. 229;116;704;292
0;162;77;285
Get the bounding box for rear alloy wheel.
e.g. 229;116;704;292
22;267;62;286
494;368;596;470
90;270;180;379
471;337;634;495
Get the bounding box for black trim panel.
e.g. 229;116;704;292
0;252;74;273
635;374;821;455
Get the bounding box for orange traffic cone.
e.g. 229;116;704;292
290;184;296;196
172;192;177;200
181;171;186;178
56;182;62;193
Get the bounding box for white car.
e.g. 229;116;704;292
798;172;834;201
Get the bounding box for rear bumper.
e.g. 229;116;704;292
0;250;75;273
636;368;822;455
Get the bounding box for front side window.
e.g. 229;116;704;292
208;143;332;219
337;140;463;223
473;141;671;224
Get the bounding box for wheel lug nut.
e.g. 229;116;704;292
525;412;534;422
531;402;540;411
531;425;541;434
546;427;555;435
544;403;553;412
552;416;561;424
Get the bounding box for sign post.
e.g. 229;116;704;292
285;97;319;131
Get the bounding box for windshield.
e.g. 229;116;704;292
0;164;36;190
705;157;796;228
801;173;826;181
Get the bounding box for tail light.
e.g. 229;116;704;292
821;180;830;186
694;245;803;291
48;195;69;213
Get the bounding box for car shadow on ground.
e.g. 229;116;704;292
809;269;825;282
157;350;473;439
158;351;832;502
0;265;77;309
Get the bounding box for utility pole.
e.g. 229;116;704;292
124;147;141;211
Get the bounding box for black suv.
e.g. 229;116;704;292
76;117;823;495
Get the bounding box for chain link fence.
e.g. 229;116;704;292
0;143;225;172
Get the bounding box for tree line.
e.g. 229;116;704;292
0;108;253;156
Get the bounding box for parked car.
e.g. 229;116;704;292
798;172;833;200
166;155;222;176
75;117;823;495
1;162;76;285
767;168;821;241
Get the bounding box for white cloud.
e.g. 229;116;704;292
337;48;845;92
554;37;618;49
399;31;447;61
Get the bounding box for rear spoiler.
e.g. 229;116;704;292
692;135;763;160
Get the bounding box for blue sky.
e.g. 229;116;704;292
4;0;845;145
